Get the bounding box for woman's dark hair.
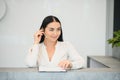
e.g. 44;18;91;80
39;15;63;43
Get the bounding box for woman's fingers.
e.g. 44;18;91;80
58;60;72;69
34;29;44;37
34;29;44;44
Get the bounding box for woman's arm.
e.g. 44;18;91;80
67;42;85;69
25;29;44;67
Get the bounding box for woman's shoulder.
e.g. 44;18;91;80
57;41;76;51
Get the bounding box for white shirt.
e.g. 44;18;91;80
25;41;84;69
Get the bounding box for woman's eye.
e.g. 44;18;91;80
49;28;54;31
57;28;61;31
49;27;61;31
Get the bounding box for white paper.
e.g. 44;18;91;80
38;66;66;72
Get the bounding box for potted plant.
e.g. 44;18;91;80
108;30;120;47
107;30;120;60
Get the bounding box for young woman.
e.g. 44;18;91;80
25;15;84;69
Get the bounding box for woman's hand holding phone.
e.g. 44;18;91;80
34;29;44;44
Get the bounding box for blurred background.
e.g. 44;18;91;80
0;0;111;67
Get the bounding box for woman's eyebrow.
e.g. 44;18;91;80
48;27;61;29
49;27;54;29
58;27;61;29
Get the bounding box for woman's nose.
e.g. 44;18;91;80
53;31;57;35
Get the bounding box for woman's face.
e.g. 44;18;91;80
44;21;61;42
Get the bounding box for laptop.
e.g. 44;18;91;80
38;66;67;72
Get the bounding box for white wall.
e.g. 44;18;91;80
106;0;114;56
0;0;106;67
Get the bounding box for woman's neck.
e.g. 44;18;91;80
44;40;57;48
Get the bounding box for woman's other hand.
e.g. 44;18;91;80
58;60;72;69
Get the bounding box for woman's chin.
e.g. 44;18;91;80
50;39;58;42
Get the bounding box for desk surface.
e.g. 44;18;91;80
0;68;120;80
0;67;120;72
88;56;120;68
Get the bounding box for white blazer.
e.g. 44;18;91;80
25;41;84;69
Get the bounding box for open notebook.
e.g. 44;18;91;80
38;66;66;72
